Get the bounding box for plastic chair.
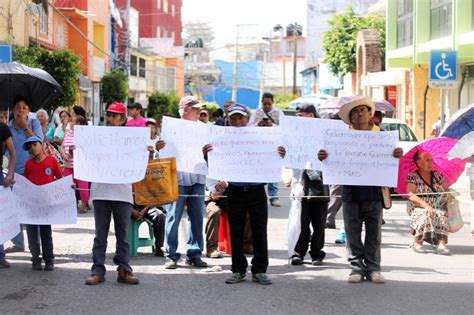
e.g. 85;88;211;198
218;212;232;255
128;218;155;257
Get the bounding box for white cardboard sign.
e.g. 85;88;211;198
74;126;150;184
159;116;209;175
207;126;283;183
13;175;77;225
320;129;400;187
283;116;347;170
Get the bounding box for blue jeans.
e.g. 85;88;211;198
267;182;279;201
11;225;25;249
165;184;204;261
0;244;5;261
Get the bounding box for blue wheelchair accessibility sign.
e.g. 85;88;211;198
0;44;12;63
429;50;457;89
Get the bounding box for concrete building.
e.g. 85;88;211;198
54;0;111;122
0;0;30;47
116;0;184;97
383;0;474;139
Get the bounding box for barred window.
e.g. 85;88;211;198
130;55;137;76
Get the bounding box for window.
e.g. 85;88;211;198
430;0;452;39
156;26;161;38
172;4;175;17
396;0;413;48
157;0;161;10
164;0;168;13
57;24;65;48
139;58;146;78
130;55;137;76
39;4;48;34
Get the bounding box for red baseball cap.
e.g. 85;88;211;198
106;102;127;115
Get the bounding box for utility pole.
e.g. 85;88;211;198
125;0;131;72
292;23;298;96
232;25;239;101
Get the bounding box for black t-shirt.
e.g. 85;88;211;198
0;122;12;158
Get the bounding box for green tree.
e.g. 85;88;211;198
147;91;180;121
12;46;81;110
38;49;81;108
322;8;385;76
101;70;128;105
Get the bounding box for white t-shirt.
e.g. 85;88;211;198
90;183;133;204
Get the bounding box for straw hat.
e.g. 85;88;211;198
338;95;375;125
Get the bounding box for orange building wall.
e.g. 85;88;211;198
166;57;184;98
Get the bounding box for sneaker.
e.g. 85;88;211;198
312;258;324;266
252;273;272;285
290;255;303;266
311;251;326;266
32;262;42;271
335;231;346;244
225;272;246;284
44;263;54;271
5;246;24;253
164;259;178;269
0;260;11;268
185;258;208;268
367;271;386;284
270;199;281;207
207;250;223;259
348;273;363;283
117;265;139;284
85;274;105;285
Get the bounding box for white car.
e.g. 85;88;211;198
381;118;419;153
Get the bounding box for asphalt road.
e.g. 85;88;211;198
1;174;473;314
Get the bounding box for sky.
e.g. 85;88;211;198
182;0;307;46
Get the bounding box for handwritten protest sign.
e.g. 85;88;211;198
74;126;150;184
0;188;20;244
13;175;77;225
160;116;209;175
207;126;283;182
320;129;399;187
283;117;346;170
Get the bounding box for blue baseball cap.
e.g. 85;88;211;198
23;136;43;151
228;103;248;116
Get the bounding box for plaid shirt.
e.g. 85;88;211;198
178;171;206;186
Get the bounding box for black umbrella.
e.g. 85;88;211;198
0;62;64;111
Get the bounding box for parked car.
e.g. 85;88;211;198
381;118;419;153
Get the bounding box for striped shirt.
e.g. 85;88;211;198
62;129;75;168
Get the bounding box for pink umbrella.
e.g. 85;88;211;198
395;137;466;196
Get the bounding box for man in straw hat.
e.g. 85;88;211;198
318;96;403;284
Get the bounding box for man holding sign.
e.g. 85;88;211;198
203;103;286;285
85;102;141;286
158;96;208;269
318;96;403;284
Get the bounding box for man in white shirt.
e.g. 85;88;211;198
249;92;285;207
85;102;142;286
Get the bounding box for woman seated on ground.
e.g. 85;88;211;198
406;150;450;255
